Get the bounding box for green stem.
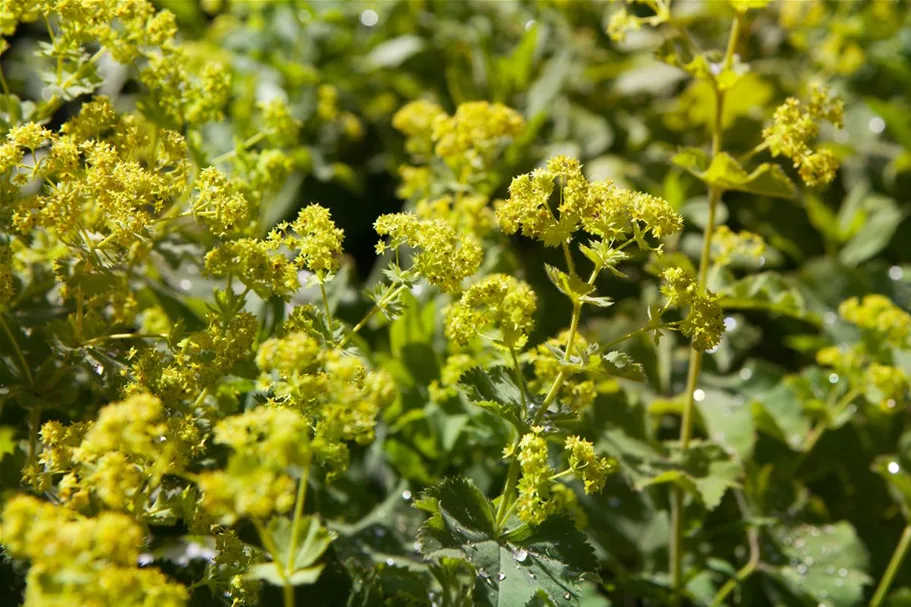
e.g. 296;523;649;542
870;525;911;607
212;132;266;164
339;283;406;347
494;267;593;532
319;281;332;328
0;314;33;386
286;457;312;574
670;13;742;603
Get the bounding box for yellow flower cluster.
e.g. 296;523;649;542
445;274;537;348
29;394;200;514
515;427;558;525
141;52;231;128
527;331;597;413
9;97;189;248
661;267;725;351
374;213;483;293
497;155;683;248
565;436;616;494
607;1;670;42
866;364;909;412
428;353;479;402
711;225;766;267
393;100;523;168
204;203;344;298
192;167;251;237
260;98;303;147
256;324;395;478
839;294;911;348
1;495;187;607
415;194;497;240
127;311;258;405
762;86;845;187
197;407;310;524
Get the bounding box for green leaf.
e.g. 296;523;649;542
769;522;871;607
419;477;598;606
365;35;426;69
634;442;741;510
673;149;795;199
597;351;647;383
717;272;816;323
838;195;903;267
459;366;531;431
695;389;755;460
249;516;334;587
0;426;16;460
544;264;595;302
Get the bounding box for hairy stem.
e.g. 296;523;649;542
870;525;911;607
286;456;312;574
339;283;406;348
319;281;332;329
670;13;742;602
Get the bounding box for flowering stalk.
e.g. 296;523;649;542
670;12;743;601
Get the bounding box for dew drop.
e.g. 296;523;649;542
401;490;412;500
838;568;848;577
693;389;706;402
740;368;753;380
889;265;904;281
563;592;572;600
513;548;529;562
828;373;839;384
497;572;506;581
385;558;394;566
889;461;901;474
478;569;489;579
179;278;192;291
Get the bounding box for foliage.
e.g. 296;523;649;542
1;1;911;607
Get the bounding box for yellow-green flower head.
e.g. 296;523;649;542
660;267;700;307
392;99;447;158
866;364;909;413
661;268;725;351
839;294;911;348
192;167;251;237
445;274;537;348
415;194;497;239
429;353;478;402
260;98;302;147
374;212;483;293
290;203;345;277
564;436;616;494
515;427;558;525
392;99;447;139
498;156;682;247
432;101;524;165
711;225;766;267
77;393;168;461
762;86;844;187
1;495;187;606
214;407;310;470
204;238;299;299
256;332;321;377
496;167;559;242
527;330;596;413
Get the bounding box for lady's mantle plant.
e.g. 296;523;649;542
1;1;910;607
